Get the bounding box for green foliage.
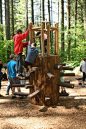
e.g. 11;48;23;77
0;40;14;63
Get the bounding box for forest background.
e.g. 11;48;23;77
0;0;86;68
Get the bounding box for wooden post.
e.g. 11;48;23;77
55;23;59;55
47;22;50;56
41;21;44;56
29;22;34;44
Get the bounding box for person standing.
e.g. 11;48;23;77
7;54;21;98
0;59;3;97
81;57;86;87
13;29;29;76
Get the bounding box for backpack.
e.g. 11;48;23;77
80;65;82;72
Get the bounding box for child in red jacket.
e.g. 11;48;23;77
13;29;29;76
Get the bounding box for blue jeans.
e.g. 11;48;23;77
6;80;12;94
16;53;23;74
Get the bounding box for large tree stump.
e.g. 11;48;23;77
29;55;60;105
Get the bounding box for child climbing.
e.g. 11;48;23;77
33;31;47;53
23;42;39;76
13;29;29;77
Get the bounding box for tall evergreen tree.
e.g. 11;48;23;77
60;0;64;58
84;0;86;39
74;0;77;47
0;0;2;24
5;0;10;40
67;0;71;61
11;0;14;37
42;0;45;20
31;0;34;24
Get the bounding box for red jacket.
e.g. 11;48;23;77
13;29;29;55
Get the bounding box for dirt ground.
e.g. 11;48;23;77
0;73;86;129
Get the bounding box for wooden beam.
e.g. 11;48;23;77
54;64;63;70
60;73;75;76
12;83;30;87
63;66;73;70
41;22;44;56
25;84;34;89
47;73;54;78
64;81;70;83
29;22;34;43
60;63;66;66
58;82;74;88
12;84;25;87
17;76;30;80
47;22;50;56
28;90;41;99
31;27;41;31
55;23;59;55
14;92;29;96
50;27;58;31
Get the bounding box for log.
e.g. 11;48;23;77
60;73;75;76
58;82;74;88
63;66;73;70
14;92;29;96
54;64;63;70
17;76;30;80
12;83;30;87
31;27;41;30
28;90;41;99
50;27;58;31
12;84;25;87
60;63;66;66
31;67;39;71
45;97;51;106
64;81;70;83
47;73;55;78
25;84;34;89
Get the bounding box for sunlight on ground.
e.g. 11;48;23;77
74;96;86;99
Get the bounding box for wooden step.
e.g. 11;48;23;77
60;73;75;76
17;76;30;80
14;92;29;96
25;84;34;89
12;83;30;87
58;82;74;88
47;73;54;78
28;90;41;99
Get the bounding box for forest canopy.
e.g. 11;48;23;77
0;0;86;67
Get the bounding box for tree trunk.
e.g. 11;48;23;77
60;0;64;57
42;0;45;20
74;0;77;47
25;0;29;55
48;0;50;21
11;0;14;37
0;0;2;24
84;0;86;39
31;0;34;24
67;0;71;61
5;0;10;40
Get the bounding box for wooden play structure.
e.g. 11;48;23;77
12;21;75;106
